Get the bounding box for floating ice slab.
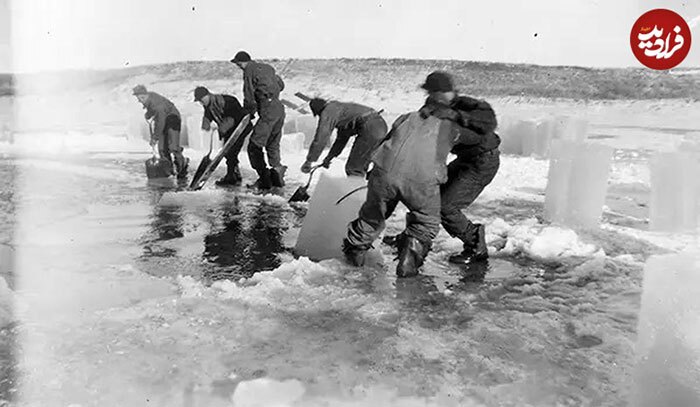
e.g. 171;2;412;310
631;251;700;407
649;152;700;232
295;173;367;261
544;140;613;228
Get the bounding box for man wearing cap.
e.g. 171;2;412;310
230;50;287;191
300;98;388;178
194;86;252;186
133;85;189;179
383;71;501;266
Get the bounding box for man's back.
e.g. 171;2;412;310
372;112;457;184
244;61;283;101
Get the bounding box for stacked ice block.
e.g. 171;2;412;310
294;173;368;261
630;251;700;407
649;152;700;232
544;140;613;228
280;132;306;154
295;115;318;148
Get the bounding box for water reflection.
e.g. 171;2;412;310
203;201;285;280
142;180;185;257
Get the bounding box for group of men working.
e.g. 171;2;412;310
132;51;501;277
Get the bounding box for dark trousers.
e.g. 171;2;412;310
247;99;285;172
347;168;441;247
440;150;500;244
160;115;185;168
341;116;388;177
222;121;254;168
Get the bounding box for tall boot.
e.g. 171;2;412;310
270;165;287;188
448;224;488;265
248;167;272;191
342;238;372;267
396;235;430;278
381;232;405;250
173;153;189;179
216;164;242;186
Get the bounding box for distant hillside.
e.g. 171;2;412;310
9;59;700;100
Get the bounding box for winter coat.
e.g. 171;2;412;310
201;94;247;139
143;92;180;137
306;101;379;162
242;61;285;114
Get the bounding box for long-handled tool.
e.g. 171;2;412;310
188;114;252;191
188;129;215;188
288;165;323;203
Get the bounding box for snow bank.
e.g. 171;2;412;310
232;378;305;407
177;256;393;319
485;218;605;260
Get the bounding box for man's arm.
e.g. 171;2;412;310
306;111;337;162
242;68;257;114
324;128;353;162
201;107;213;131
452;96;497;135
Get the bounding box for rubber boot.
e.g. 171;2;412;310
270;165;287;188
342;238;371;267
396;235;429;278
448;224;488;265
382;232;405;249
173;153;189;179
216;164;242;186
248;167;272;191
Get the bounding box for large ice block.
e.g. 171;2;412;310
280;132;305;154
630;251;700;407
294;173;368;261
296;115;318;148
497;115;522;155
283;118;297;135
126;114;150;143
553;115;588;142
532;118;555;158
516;119;539;157
544;140;613;228
649;152;700;232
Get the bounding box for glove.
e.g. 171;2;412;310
321;157;332;169
300;161;313;174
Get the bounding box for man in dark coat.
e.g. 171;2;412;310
133;85;189;178
343;72;486;278
194;86;253;186
230;51;287;191
300;98;387;177
383;72;501;265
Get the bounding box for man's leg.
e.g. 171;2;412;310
165;115;188;179
345;117;387;177
217;123;251;186
266;102;286;187
441;152;500;264
395;180;441;277
345;169;398;266
247;110;276;190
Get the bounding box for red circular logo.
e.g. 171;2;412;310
631;9;692;70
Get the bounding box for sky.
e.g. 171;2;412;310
1;0;699;73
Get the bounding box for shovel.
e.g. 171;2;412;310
189;129;215;189
288;165;323;203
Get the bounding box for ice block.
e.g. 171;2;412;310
295;115;318;148
517;119;539;157
497;116;522;156
533;118;555;158
544;140;613;228
649;152;700;232
126;113;151;143
280;132;305;153
294;173;368;261
553;115;588;142
630;251;700;407
283;118;298;135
